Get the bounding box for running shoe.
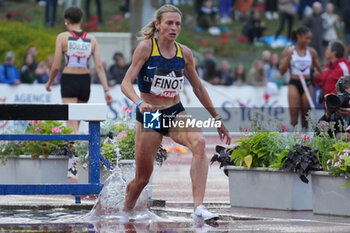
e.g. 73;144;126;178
192;205;219;221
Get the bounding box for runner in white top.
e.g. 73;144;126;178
280;26;322;131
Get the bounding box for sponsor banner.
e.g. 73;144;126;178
0;84;324;132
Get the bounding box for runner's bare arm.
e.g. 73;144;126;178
46;33;63;91
121;40;154;112
279;48;292;75
182;45;231;144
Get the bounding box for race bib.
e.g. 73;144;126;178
67;37;92;58
150;69;184;98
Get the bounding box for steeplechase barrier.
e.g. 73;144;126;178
0;104;112;203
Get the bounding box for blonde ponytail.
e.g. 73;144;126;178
137;4;182;41
138;21;157;40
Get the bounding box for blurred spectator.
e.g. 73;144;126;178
303;1;324;63
235;0;254;20
217;59;234;85
233;63;246;86
45;0;58;27
197;0;221;35
298;0;317;20
219;0;233;24
91;60;111;84
86;0;103;24
342;4;350;58
109;52;129;86
194;56;204;79
265;0;278;20
261;50;272;64
65;0;81;9
334;0;347;10
20;53;37;84
202;48;219;84
120;0;130;18
322;2;339;49
267;53;281;81
274;0;298;41
194;0;204;15
242;10;266;44
36;56;59;84
247;59;266;86
262;50;272;75
27;45;38;69
267;53;289;85
314;40;350;104
0;51;21;85
268;53;287;86
36;61;49;84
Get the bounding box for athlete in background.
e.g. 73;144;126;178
280;25;322;131
46;6;112;133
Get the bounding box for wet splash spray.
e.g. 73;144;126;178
84;161;161;222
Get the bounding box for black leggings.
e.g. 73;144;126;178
275;12;294;40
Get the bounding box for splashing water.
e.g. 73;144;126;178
84;161;162;223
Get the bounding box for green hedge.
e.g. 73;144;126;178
0;20;56;67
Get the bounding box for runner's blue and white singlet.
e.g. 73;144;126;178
137;38;185;99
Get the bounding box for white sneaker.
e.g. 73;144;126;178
208;27;221;36
192;205;219;221
220;17;232;24
220;17;227;24
118;210;131;223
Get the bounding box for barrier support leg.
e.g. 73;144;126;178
75;195;81;204
89;121;101;184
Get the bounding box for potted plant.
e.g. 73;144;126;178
212;117;350;212
0;120;73;184
299;119;350;216
311;140;350;216
213;122;326;210
220;130;315;210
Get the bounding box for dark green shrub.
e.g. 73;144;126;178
0;20;56;66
